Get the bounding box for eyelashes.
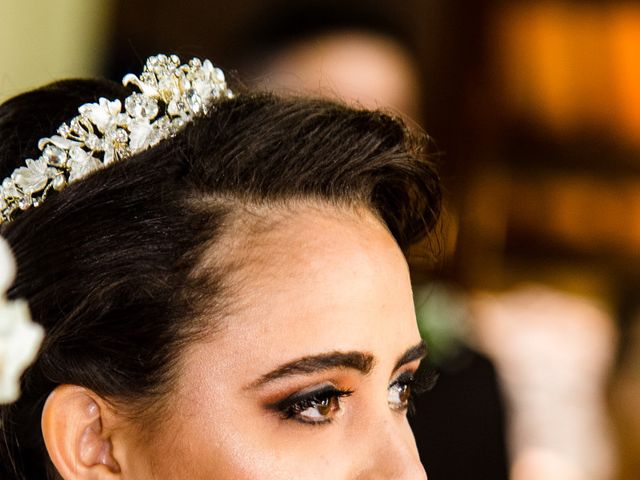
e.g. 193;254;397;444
268;367;439;426
268;385;354;425
395;366;439;416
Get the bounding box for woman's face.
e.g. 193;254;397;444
122;205;428;479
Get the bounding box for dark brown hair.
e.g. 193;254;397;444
0;78;440;479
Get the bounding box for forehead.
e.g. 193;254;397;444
199;204;419;366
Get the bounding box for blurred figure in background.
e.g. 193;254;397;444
244;29;422;122
612;313;640;480
470;286;618;480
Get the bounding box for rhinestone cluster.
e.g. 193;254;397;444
0;54;233;225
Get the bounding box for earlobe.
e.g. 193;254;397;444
42;385;122;479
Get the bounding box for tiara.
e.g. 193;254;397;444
0;54;233;225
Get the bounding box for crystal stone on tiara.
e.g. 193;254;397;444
0;54;233;225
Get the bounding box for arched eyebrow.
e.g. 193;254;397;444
246;340;427;390
394;340;427;371
247;351;374;390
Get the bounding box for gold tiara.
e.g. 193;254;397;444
0;54;233;225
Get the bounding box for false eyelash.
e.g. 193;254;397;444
270;385;354;422
396;366;439;416
412;366;440;396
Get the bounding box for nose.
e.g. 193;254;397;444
353;416;428;480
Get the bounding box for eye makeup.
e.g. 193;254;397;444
389;366;439;415
266;365;438;427
267;383;354;425
388;371;415;411
260;342;436;426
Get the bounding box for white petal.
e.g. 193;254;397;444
106;99;122;116
12;161;49;195
79;101;114;132
38;135;79;150
0;299;44;404
123;74;159;97
1;179;19;198
25;158;47;175
69;146;88;162
69;155;103;183
129;120;153;151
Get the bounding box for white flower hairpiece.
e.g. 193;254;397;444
0;236;44;404
0;54;233;225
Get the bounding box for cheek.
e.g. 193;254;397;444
141;408;352;480
137;393;354;480
136;382;421;480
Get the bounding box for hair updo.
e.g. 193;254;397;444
0;77;440;479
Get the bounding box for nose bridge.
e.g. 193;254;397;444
354;414;428;480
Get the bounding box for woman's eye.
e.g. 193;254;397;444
388;378;412;411
272;385;353;425
294;395;341;422
388;367;439;414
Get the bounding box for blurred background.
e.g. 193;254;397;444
2;0;640;479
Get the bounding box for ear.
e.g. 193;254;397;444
41;385;122;480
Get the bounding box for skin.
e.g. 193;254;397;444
257;30;423;122
45;205;429;479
